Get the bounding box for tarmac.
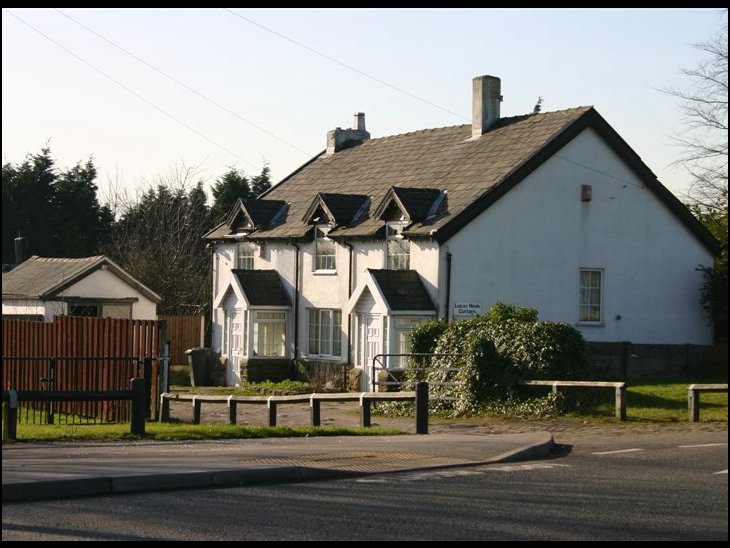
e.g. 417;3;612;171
2;431;554;503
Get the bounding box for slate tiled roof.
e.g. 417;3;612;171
2;255;161;302
232;270;291;306
369;269;435;312
252;107;593;241
206;106;719;253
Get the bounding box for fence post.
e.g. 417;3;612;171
47;357;56;425
688;387;700;422
310;396;321;427
143;357;153;419
159;394;170;422
415;381;429;434
267;397;277;427
192;396;201;424
360;395;371;427
227;396;237;425
130;378;146;436
615;384;627;421
3;391;18;441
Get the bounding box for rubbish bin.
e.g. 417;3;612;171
186;347;212;387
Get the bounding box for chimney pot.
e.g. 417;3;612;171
353;112;366;132
326;113;370;155
472;75;502;138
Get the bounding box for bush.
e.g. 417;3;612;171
485;302;538;323
411;303;589;416
410;319;448;355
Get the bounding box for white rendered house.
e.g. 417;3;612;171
205;75;718;387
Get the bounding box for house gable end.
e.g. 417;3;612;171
434;109;720;255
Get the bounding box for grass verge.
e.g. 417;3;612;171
374;379;728;423
4;422;402;443
591;380;728;422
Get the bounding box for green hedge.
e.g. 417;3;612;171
408;303;589;415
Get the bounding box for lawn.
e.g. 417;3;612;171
541;379;727;422
596;380;728;422
4;379;725;442
3;421;402;442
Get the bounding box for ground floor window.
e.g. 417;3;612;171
67;302;133;319
253;311;287;357
308;308;342;358
579;269;603;323
392;316;429;369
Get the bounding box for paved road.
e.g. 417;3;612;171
3;431;726;541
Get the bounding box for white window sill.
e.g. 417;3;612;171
307;355;344;362
575;321;605;327
312;270;337;276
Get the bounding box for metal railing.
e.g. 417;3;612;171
2;378;147;440
370;353;464;392
1;356;157;423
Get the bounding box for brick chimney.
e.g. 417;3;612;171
472;75;502;138
327;112;370;155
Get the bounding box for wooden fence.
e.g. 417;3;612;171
158;315;203;365
2;316;160;420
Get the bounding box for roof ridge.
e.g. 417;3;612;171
33;255;104;262
364;106;594;143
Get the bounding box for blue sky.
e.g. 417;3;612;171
1;8;724;202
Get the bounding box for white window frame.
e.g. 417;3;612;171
252;310;287;358
314;225;336;272
578;269;603;324
308;308;342;358
385;222;410;270
236;242;255;270
392;316;428;369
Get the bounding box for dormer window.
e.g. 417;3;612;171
314;225;336;271
386;222;409;270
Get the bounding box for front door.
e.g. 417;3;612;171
224;309;246;385
360;313;382;391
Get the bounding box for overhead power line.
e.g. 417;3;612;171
54;8;314;157
223;8;470;122
5;9;260;170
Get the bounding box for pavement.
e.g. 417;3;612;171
1;431;554;502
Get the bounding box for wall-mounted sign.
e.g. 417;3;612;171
453;303;481;317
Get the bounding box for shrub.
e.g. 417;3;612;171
485;302;538;323
428;318;514;414
410;319;448;355
409;303;589;417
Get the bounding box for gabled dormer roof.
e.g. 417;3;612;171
302;193;370;227
205;199;288;240
373;186;445;224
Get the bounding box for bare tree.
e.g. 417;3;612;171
103;164;212;315
665;11;728;341
667;12;728;215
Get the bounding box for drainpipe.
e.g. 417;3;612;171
292;241;300;362
344;240;355;364
445;252;452;322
